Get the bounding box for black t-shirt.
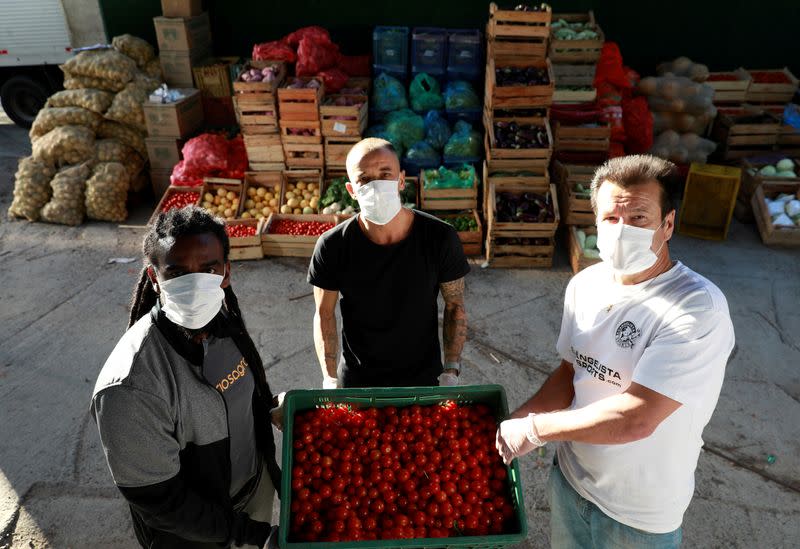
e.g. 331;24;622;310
307;211;470;387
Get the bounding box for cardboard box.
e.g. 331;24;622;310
150;169;173;199
146;137;185;171
144;89;204;138
153;13;211;52
161;0;203;17
193;57;241;97
159;47;210;88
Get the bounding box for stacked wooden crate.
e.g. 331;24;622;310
484;3;557;267
321;78;370;174
549;12;604;104
278;78;326;169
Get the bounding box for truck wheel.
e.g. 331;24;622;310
1;75;49;128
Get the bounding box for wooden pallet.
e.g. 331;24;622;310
707;70;751;104
261;213;339;257
711;108;781;160
324;136;360;169
485;236;555;268
320;99;368;137
568;225;601;274
751;182;800;246
279;119;323;144
549;12;605;64
486;55;554;109
277;79;325;121
486;181;560;238
420;169;479;211
437;210;484;256
243;134;285;168
743;67;799;104
484;114;553;170
553;120;610;152
226;218;265;260
552;63;596;87
553;160;597;226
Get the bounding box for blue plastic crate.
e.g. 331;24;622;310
448;29;482;74
443;155;483;173
372;64;409;84
373;26;409;70
411;27;448;76
445;106;482;125
402;156;442;177
447;66;483;86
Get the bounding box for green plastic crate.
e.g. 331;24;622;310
279;385;528;549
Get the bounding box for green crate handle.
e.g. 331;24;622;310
278;385;529;549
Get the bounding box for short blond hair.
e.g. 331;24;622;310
345;138;398;178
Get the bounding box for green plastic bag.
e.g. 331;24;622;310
409;73;444;113
372;73;408;112
385;109;425;150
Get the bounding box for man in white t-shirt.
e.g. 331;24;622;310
496;155;735;548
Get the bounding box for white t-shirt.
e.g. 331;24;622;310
555;261;735;533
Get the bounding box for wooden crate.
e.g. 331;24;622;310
437;210;484;256
549;12;605;64
226;218;265;261
281;169;325;214
740;158;800;201
553;87;597;103
486;25;548;62
484;114;553;170
487;2;552;40
678;163;741;241
148;186;201;225
752;182;800;246
233;61;287;98
279;119;323;144
197;178;244;220
420;169;479;211
485;236;555;268
482;162;549;217
193;57;241;98
486;56;554;109
553;121;610;152
320;99;368;137
234;98;279;134
243;134;284;170
283;143;324;169
553;161;597;225
277;78;325;121
707;70;751;104
552;63;596;87
743;68;799;104
487;181;560;238
568;225;601;274
325;136;360;169
711;108;781;160
261;213;339;257
240;171;285;220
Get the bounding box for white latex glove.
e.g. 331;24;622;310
438;372;459;386
495;414;544;465
269;392;285;431
322;376;340;389
265;525;279;549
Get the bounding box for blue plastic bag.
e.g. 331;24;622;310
372;72;408;112
424;110;451;150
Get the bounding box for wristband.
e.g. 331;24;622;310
526;413;545;446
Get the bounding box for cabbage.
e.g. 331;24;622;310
776;158;795;172
785;199;800;218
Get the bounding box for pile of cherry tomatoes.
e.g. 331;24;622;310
270;219;335;236
160;191;200;213
289;401;516;543
225;223;258;238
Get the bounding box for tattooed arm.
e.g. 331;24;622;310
313;286;339;385
440;277;467;371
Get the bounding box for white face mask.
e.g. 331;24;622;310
597;220;665;276
354;179;402;225
157;272;225;330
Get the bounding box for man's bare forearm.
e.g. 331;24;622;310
313;312;338;379
440;278;467;364
510;360;575;419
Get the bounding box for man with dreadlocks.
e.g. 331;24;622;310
91;206;280;549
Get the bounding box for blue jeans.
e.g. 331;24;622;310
549;459;682;549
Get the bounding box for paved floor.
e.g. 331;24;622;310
0;119;798;548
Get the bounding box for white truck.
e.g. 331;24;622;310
0;0;106;127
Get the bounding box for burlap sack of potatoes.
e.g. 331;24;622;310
63;73;127;93
32;125;95;167
29;107;103;140
45;89;114;114
94;139;145;179
97;120;146;158
85;161;130;222
40;163;92;226
8;157;56;221
142;58;163;80
105;83;149;133
62;49;136;84
112;34;154;68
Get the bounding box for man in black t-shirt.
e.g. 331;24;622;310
307;138;470;388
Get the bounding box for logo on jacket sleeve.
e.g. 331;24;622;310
615;321;641;349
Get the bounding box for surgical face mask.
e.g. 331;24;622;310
157;271;225;330
597;219;665;275
354;179;402;225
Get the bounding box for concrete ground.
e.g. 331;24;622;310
0;116;798;549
